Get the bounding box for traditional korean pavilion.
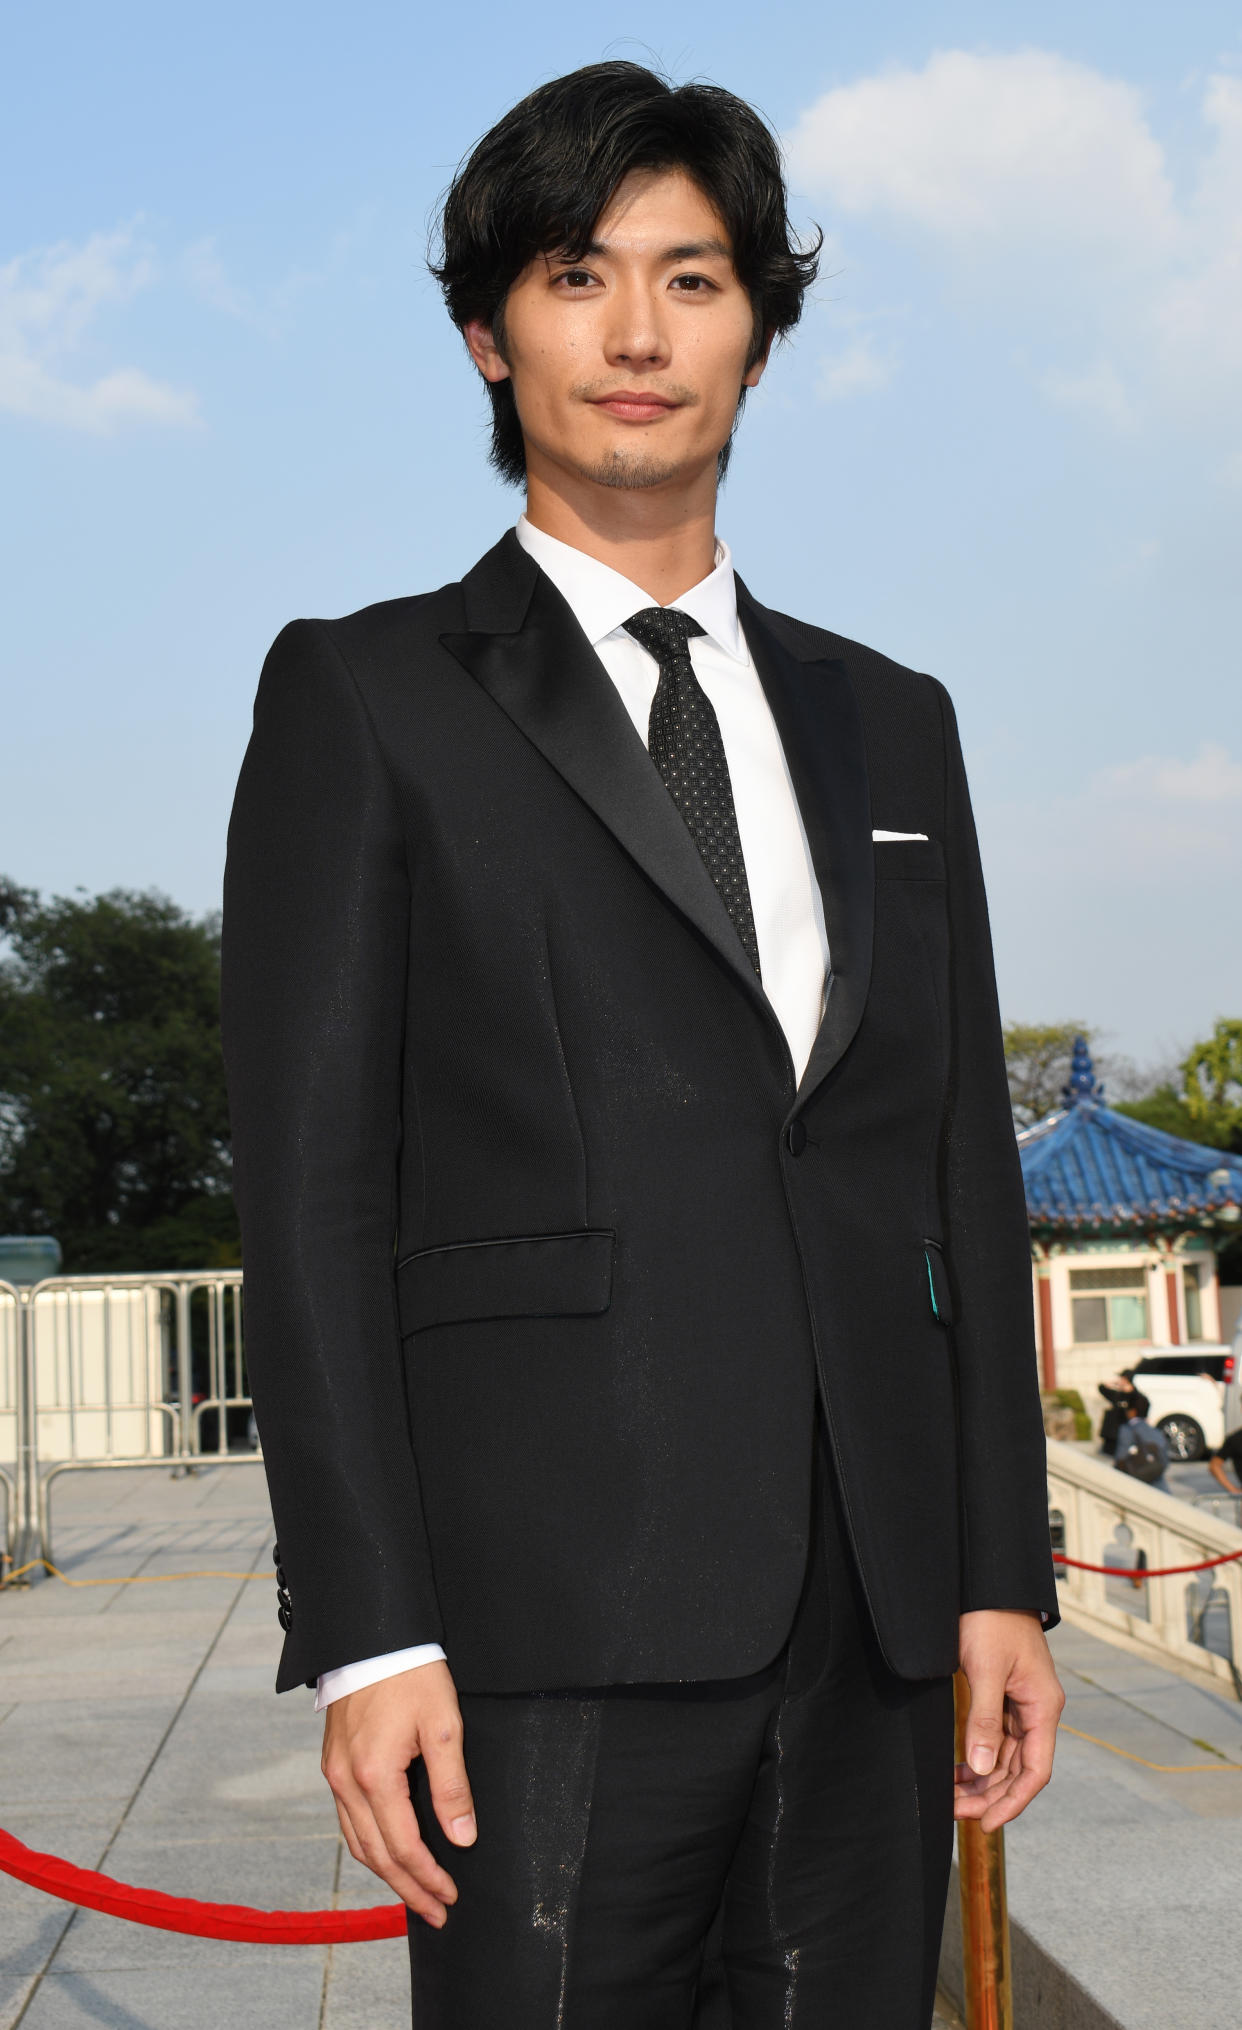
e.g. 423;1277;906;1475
1016;1037;1242;1397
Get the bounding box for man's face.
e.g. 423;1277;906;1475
465;168;766;495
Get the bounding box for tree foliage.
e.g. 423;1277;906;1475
0;882;238;1272
1112;1020;1242;1157
1183;1019;1242;1145
1001;1020;1092;1128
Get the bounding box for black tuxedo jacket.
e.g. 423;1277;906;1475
221;530;1057;1696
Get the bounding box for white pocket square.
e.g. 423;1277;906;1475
872;830;929;842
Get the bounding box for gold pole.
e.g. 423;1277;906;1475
953;1670;1013;2030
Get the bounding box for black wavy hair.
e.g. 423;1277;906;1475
430;61;821;486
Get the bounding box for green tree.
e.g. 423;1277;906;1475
1114;1020;1242;1156
1111;1084;1197;1141
1002;1020;1093;1128
1113;1018;1242;1288
0;881;238;1272
1183;1019;1242;1148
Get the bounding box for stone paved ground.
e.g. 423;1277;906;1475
5;1464;1232;2027
1003;1616;1242;2030
0;1463;406;2029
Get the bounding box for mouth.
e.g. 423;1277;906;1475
589;392;681;423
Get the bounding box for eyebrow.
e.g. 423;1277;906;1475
577;237;733;262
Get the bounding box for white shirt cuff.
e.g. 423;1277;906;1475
314;1643;447;1710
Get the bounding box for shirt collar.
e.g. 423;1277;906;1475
514;514;745;661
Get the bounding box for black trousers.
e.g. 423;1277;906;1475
408;1413;954;2027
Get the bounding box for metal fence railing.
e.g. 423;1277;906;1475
0;1270;262;1579
1047;1437;1242;1695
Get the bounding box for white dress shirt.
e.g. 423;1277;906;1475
315;516;830;1710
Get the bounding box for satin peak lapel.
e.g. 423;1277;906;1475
439;539;769;1018
736;585;875;1107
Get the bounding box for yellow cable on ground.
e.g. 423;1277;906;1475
1061;1722;1242;1774
1;1559;267;1588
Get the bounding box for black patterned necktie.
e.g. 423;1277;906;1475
623;606;762;980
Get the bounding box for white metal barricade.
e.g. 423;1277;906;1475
0;1270;261;1579
0;1280;19;1569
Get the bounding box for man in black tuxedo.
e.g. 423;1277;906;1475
222;61;1063;2029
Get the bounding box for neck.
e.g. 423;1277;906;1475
523;466;720;607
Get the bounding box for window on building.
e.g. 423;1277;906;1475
1069;1267;1150;1343
1183;1263;1204;1342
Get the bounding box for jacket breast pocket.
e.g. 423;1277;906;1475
874;839;945;881
396;1229;615;1335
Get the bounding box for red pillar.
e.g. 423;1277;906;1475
1037;1274;1057;1390
1165;1269;1181;1346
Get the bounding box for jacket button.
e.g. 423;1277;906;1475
785;1120;807;1157
277;1604;292;1632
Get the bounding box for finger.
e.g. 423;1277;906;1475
332;1776;454;1925
961;1716;1057;1827
962;1728;1017;1781
962;1667;1007;1777
979;1717;1059;1832
993;1730;1022;1781
332;1792;366;1867
954;1759;1010;1801
953;1765;1012;1818
369;1773;461;1905
421;1708;477;1847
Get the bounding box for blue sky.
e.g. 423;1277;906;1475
3;1;1240;1070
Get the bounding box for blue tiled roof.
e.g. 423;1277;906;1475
1017;1041;1242;1233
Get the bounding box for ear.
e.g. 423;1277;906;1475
464;318;511;384
742;330;774;390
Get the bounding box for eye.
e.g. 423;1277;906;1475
670;273;715;294
556;268;597;289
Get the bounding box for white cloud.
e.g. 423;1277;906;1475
181;228;354;339
182;236;257;324
785;50;1242;444
0;227;199;434
984;742;1242;906
1038;360;1135;432
786;50;1176;256
816;332;896;402
980;743;1242;1055
1096;742;1242;805
1151;75;1242;401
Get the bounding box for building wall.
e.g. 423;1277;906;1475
1032;1237;1222;1431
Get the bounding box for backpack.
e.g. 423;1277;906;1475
1115;1438;1165;1484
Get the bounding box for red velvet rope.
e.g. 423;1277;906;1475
0;1828;406;1943
1054;1548;1242;1579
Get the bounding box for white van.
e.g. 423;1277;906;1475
1130;1349;1235;1460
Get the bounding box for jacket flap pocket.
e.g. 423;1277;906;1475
875;839;945;881
923;1240;956;1326
397;1229;615;1335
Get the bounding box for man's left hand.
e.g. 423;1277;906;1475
954;1610;1065;1831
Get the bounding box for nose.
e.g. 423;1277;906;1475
602;279;670;371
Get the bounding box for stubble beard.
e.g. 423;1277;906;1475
575;446;687;491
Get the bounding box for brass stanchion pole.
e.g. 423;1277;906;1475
953;1670;1013;2030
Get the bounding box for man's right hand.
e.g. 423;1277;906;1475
320;1660;476;1927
